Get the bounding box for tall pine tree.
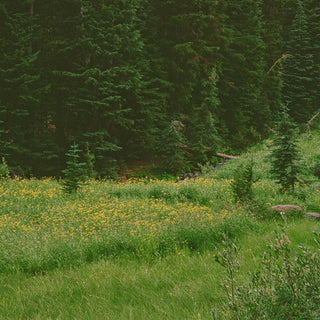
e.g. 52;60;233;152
0;1;47;176
281;0;314;123
306;0;320;115
217;0;268;149
148;0;221;170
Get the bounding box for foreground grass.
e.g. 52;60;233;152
0;219;318;319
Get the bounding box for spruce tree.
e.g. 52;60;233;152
33;0;156;176
147;0;221;169
270;107;300;191
262;0;284;121
306;0;320;115
0;1;44;176
217;0;268;149
157;120;189;174
281;0;314;123
231;160;254;203
62;143;86;194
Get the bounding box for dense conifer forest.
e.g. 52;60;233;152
1;0;319;177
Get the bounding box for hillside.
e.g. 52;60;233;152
0;130;320;318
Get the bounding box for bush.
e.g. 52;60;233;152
214;230;320;319
231;160;254;203
0;157;9;178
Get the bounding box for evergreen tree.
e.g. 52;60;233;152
306;0;320;114
281;0;314;123
0;0;314;177
33;0;157;176
147;0;221;169
62;143;86;193
270;107;300;191
0;1;45;176
157;120;189;174
217;0;268;149
262;0;284;121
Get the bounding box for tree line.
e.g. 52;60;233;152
0;0;319;177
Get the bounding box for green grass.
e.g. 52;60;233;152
0;219;319;319
1;130;320;318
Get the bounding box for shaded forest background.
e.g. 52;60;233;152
0;0;319;177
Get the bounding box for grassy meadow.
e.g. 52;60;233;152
1;131;320;319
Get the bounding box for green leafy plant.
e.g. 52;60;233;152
231;160;254;203
214;235;241;319
214;230;320;320
62;144;86;194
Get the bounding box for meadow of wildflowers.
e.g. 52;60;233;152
1;132;320;319
1;163;319;274
0;177;255;273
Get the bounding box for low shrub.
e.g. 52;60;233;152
214;230;320;319
231;160;254;203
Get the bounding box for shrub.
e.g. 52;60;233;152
0;157;9;178
214;230;320;319
313;157;320;179
231;160;254;203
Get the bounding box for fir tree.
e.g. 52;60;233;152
217;0;268;148
262;0;284;120
231;160;254;203
157;120;189;174
281;0;314;123
270;107;300;191
62;143;86;194
148;0;221;168
0;1;44;176
306;0;320;114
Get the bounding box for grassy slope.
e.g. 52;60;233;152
1;220;318;319
1;130;320;319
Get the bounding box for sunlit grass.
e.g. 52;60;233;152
0;177;256;273
1;130;320;318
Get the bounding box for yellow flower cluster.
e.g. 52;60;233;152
0;178;237;246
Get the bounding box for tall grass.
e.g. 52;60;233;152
1;131;320;318
0;177;257;273
1;130;320;273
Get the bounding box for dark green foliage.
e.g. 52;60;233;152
0;1;47;176
306;0;320;114
262;0;284;121
281;0;314;123
0;157;10;178
83;143;96;179
0;0;317;176
148;0;221;167
217;0;268;148
231;160;254;203
157;120;189;174
62;144;86;193
270;107;300;191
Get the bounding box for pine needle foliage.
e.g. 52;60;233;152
62;144;86;194
270;107;300;191
281;0;314;123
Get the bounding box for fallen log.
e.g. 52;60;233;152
216;153;239;160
